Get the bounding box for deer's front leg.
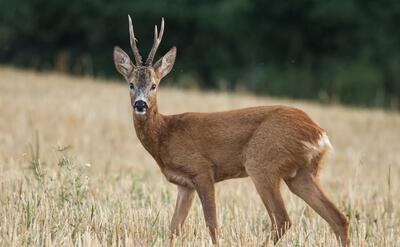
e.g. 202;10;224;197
169;185;195;239
193;174;218;244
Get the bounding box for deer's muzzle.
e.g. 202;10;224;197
134;100;148;115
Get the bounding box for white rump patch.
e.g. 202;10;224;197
302;132;333;162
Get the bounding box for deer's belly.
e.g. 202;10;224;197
214;164;248;182
162;168;194;188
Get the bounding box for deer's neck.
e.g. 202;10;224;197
133;106;165;164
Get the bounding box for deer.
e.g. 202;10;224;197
113;15;349;246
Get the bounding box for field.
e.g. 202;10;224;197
0;67;399;246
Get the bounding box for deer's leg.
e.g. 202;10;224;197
285;170;349;246
248;172;291;244
169;185;195;239
193;174;218;244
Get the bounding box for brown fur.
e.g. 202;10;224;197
113;16;349;246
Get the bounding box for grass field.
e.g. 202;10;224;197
0;67;399;246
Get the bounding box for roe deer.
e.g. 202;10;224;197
113;16;349;246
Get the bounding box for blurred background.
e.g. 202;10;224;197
1;0;399;110
1;2;400;246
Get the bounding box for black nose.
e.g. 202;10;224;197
134;100;148;111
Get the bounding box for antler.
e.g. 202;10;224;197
128;15;143;66
146;18;165;66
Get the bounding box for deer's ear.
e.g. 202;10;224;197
153;47;176;80
113;46;134;77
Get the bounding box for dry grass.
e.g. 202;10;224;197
0;67;399;246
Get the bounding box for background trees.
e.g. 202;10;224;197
1;0;399;109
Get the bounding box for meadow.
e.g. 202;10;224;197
0;67;399;246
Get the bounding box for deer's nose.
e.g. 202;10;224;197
134;100;148;112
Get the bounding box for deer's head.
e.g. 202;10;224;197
113;15;176;118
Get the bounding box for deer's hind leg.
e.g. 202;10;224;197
246;164;291;244
284;168;349;246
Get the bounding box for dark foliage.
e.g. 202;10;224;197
1;0;399;109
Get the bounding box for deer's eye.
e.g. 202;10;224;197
150;84;157;90
129;83;134;90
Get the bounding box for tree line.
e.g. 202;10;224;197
1;0;399;109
